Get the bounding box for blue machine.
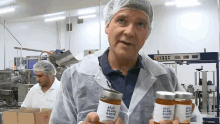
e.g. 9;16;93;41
148;52;219;124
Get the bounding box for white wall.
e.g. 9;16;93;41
64;0;219;87
65;15;109;60
0;24;4;70
0;21;61;70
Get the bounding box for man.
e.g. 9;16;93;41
21;60;60;109
50;0;201;124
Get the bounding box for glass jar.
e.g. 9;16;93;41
175;91;193;124
154;91;175;124
97;89;123;122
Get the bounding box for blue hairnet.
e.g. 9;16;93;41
103;0;154;36
33;60;56;77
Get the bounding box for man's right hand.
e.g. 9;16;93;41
149;118;179;124
82;112;124;124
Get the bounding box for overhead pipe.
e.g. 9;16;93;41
4;20;5;70
0;21;23;70
99;0;101;50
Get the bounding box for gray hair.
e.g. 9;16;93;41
103;0;154;37
33;60;56;77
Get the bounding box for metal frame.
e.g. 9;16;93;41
202;71;208;114
148;52;219;123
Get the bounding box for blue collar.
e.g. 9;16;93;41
98;48;144;76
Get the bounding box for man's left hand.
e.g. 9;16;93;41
149;118;179;124
149;103;195;124
192;103;195;113
100;118;124;124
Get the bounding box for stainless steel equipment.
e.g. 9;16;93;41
47;50;79;81
0;69;35;108
14;47;79;81
18;83;34;106
194;71;216;114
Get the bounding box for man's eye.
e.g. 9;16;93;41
118;19;125;24
138;22;145;28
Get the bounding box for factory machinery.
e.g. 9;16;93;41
0;47;79;109
149;52;219;124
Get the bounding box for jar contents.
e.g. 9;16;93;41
175;91;193;124
97;89;123;122
154;91;175;124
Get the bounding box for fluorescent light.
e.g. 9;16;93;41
165;2;176;6
0;0;15;7
78;14;96;19
45;16;66;22
165;0;201;7
177;2;201;7
78;10;96;15
0;7;15;14
44;12;65;17
176;0;201;7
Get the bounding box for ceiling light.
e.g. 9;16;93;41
0;7;15;14
78;10;96;15
165;0;201;7
165;2;176;6
176;0;201;7
0;0;15;7
45;16;66;22
78;14;96;19
44;12;65;17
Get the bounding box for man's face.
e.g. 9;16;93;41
105;9;149;59
35;71;50;87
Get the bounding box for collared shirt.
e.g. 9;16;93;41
98;48;144;108
21;78;60;109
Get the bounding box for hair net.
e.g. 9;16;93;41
33;60;56;77
103;0;154;36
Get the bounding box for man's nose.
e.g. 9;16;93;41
124;24;135;37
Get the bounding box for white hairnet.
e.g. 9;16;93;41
33;60;56;77
103;0;154;36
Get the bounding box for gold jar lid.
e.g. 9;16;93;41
156;91;175;100
175;91;193;100
101;89;123;100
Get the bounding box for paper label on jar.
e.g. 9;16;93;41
97;100;121;122
175;104;192;123
153;103;175;123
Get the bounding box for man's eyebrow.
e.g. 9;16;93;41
139;18;148;24
116;14;129;18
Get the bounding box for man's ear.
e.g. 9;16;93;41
105;23;110;34
49;72;53;78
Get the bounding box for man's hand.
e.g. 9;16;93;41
192;103;195;113
82;112;124;124
149;103;195;124
149;118;179;124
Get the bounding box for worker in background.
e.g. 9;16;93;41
21;60;60;109
49;0;202;123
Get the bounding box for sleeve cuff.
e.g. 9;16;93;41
78;121;84;124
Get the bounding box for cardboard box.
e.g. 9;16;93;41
3;108;52;124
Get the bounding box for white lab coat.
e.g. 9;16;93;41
49;50;202;124
21;78;60;109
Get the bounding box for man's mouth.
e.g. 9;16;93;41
121;41;132;46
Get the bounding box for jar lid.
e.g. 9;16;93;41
101;89;123;100
175;91;193;100
156;91;175;100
